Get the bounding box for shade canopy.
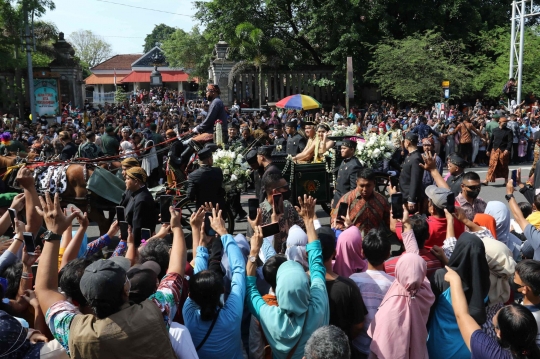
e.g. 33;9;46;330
275;94;321;110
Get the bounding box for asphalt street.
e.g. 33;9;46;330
81;163;531;243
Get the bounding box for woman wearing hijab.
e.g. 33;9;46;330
485;201;523;261
245;196;329;359
481;238;516;338
473;213;498;240
333;226;367;277
427;232;490;359
285;225;308;271
368;253;435;359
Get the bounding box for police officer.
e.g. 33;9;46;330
285;120;307;156
255;146;282;203
273;124;287;153
399;132;425;213
446;153;467;196
332;139;362;208
186;146;225;209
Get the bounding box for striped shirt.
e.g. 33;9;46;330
349;270;394;354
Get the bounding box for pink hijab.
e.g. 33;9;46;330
333;226;367;277
368;253;435;359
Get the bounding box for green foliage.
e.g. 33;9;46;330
114;87;127;103
161;26;213;84
143;24;176;53
366;31;472;105
471;26;540;99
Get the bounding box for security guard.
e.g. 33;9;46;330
256;145;282;202
285;120;307;156
273;124;287;153
186;146;225;209
333;139;362;208
446;153;467;196
399;132;425;213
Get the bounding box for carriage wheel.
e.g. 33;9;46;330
174;197;235;246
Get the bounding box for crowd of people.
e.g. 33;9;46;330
2;85;540;359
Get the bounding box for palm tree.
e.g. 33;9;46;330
229;23;283;108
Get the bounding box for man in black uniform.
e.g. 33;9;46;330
399;132;424;213
225;125;241;150
254;145;282;203
124;167;157;247
285;120;307;156
165;129;184;184
273;124;287;153
445;154;467;196
332;139;362;208
59;131;78;160
239;127;256;149
186;146;225;209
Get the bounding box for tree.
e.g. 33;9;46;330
68;30;112;68
162;26;213;84
366;31;472;105
471;26;540;100
115;87;127;104
143;24;176;53
231;22;284;107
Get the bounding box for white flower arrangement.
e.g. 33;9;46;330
329;124;358;137
355;132;396;167
212;148;252;195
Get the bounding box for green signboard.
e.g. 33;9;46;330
34;79;59;116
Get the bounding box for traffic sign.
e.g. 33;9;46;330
442;81;450;88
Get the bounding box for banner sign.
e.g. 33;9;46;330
34;79;59;117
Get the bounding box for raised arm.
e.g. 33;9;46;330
445;266;480;350
35;193;79;314
420;151;450;190
168;206;187;276
60;212;90;269
17;168;42;236
0;193;25;236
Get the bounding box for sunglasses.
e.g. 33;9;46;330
463;184;481;191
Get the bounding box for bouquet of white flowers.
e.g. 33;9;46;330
329;124;358;137
212;148;252;195
355;132;396;168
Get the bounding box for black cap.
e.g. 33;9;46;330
245;149;258;165
303;121;316;127
285;120;297;128
127;261;161;304
79;258;130;302
274;123;283;130
341;138;357;149
198;147;213;160
448;154;468;168
257;145;275;157
405;132;419;143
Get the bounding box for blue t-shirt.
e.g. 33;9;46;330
471;330;511;359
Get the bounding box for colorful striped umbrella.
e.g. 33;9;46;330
275;94;321;110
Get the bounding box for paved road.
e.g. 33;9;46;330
81;163;532;242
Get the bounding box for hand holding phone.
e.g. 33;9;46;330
8;208;16;230
23;232;35;255
511;169;517;187
261;222;280;238
391;193;404;219
160;195;173;223
272;193;284;216
337;203;348;222
446;193;456;214
119;221;129;241
248;199;260;221
116;206;126;222
204;212;217;237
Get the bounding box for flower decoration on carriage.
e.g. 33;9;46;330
212;148;252;195
355;132;395;168
329;124;359;137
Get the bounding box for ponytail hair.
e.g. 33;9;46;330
498;304;540;359
189;270;224;321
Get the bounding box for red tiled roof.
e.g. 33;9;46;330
84;73;126;85
121;71;194;83
91;54;142;71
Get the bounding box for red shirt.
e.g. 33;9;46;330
384;248;443;278
395;216;465;249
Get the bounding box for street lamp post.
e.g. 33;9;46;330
214;34;230;83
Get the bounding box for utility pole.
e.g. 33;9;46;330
24;1;35;122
